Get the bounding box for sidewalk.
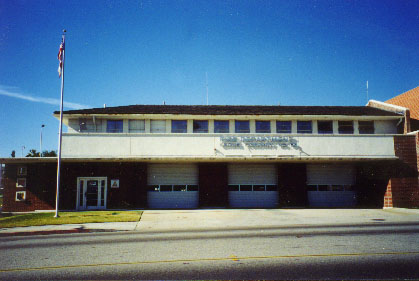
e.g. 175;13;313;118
136;208;419;233
0;208;418;237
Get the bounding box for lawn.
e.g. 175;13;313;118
0;210;142;228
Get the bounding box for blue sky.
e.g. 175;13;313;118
0;0;418;157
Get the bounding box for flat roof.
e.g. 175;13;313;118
54;105;401;117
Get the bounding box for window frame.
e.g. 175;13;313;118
16;178;26;188
106;120;123;133
276;121;292;133
193;120;209;133
255;121;271;133
17;166;27;176
147;184;199;192
317;120;333;134
235;120;250;133
128;119;145;133
338;121;354;134
359;121;374;134
297;121;312;134
214;120;230;133
171;120;188;133
150;120;166;133
15;191;26;201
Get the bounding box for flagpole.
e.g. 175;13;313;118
55;29;66;218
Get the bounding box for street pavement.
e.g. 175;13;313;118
1;208;419;279
0;208;418;236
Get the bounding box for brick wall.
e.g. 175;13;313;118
2;162;148;212
384;133;419;208
199;164;228;207
2;163;56;212
60;162;147;210
278;164;307;207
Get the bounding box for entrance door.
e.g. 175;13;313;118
77;177;107;210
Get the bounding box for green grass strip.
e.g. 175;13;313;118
0;210;142;228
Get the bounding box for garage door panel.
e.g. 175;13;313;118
147;163;199;209
307;164;357;207
148;164;198;185
228;164;278;208
228;164;277;185
307;164;355;185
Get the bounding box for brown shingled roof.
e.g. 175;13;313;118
54;105;399;117
386;86;419;120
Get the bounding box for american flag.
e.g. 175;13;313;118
57;38;65;78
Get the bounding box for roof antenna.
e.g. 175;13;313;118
366;80;369;102
205;72;209;105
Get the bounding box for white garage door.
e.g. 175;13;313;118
228;164;278;208
147;164;199;209
306;164;357;207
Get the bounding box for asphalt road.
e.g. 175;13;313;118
1;223;419;279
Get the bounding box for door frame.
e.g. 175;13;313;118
76;177;107;210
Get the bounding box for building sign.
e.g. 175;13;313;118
220;136;298;149
111;179;120;188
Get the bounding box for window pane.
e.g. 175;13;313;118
148;185;159;192
332;185;344;191
276;121;291;133
338;121;354;134
214;120;229;133
187;185;199;191
228;185;239;191
253;185;265;191
101;180;106;201
318;185;328;191
106;120;123;133
240;185;252;191
17;166;27;176
79;118;88;132
359;121;374;134
256;121;271;133
308;185;318;191
150;120;166;133
318;121;333;134
266;185;278;191
79;180;84;205
171;120;187;133
129;120;145;133
235;121;250;133
297;121;312;133
79;118;100;132
344;185;354;191
193;120;208;133
160;185;172;192
173;185;187;191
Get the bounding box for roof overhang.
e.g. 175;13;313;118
0;156;399;164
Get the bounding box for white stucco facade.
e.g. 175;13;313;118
60;133;397;160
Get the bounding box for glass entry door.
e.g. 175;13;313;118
77;177;107;210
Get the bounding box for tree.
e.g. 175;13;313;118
25;149;57;157
11;150;15;158
26;149;40;157
42;150;57;157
